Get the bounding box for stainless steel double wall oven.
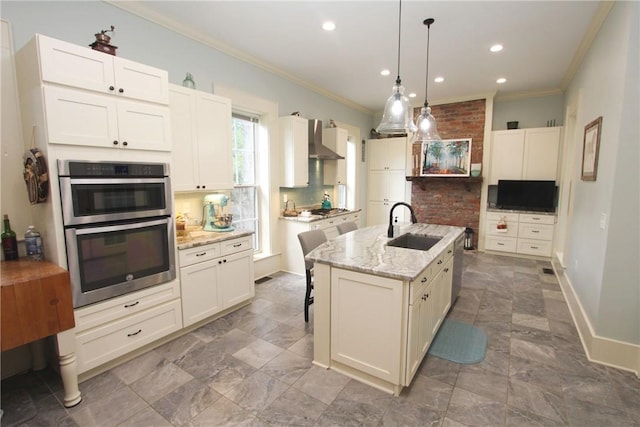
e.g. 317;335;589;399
58;160;176;308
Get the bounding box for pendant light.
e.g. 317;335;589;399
376;0;417;135
413;18;442;144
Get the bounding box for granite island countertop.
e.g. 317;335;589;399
305;223;464;282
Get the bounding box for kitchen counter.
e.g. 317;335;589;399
307;223;464;396
306;222;464;281
176;227;254;250
279;208;361;223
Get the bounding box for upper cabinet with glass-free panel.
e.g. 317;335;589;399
169;85;234;191
31;34;169;104
323;127;348;185
280;115;309;187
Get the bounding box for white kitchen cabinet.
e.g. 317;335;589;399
178;236;254;327
484;211;555;257
74;280;182;374
35;34;169;104
170;85;234;191
323;127;348;185
15;34;172;152
330;268;404;384
489;127;562;184
44;86;171;151
366;137;411;226
280;115;309;187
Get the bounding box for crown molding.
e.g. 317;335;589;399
104;0;373;115
561;1;614;90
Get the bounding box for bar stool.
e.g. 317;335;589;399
337;221;358;235
297;229;327;322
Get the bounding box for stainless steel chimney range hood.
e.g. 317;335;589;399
308;119;344;160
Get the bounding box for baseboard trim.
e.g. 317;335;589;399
552;258;639;377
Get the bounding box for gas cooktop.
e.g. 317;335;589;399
308;208;350;217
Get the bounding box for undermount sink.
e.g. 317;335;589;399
386;233;442;251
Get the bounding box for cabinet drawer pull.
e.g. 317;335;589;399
124;301;139;308
195;252;207;257
497;242;505;246
233;243;242;247
437;260;443;265
127;329;142;337
531;246;539;249
532;230;540;233
447;249;452;254
421;277;428;283
444;268;449;273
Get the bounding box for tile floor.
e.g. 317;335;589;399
2;252;639;426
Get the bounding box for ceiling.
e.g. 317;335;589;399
111;1;607;113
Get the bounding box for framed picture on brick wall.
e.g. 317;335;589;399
420;138;472;177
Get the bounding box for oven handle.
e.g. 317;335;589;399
63;177;168;185
72;217;172;235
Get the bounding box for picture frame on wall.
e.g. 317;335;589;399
420;138;472;177
581;116;602;181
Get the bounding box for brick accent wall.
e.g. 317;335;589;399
411;99;485;244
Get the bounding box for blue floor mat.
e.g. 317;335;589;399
427;318;487;364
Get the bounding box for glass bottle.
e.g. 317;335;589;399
24;225;44;261
2;214;19;260
182;72;196;89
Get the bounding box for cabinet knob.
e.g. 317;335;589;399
122;141;128;146
113;140;119;145
109;86;115;91
118;88;124;93
218;260;222;264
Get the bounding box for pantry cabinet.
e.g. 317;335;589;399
15;33;172;152
178;236;254;327
323;127;348;185
489;127;562;184
366;137;411;226
280;115;309;187
170;85;234;191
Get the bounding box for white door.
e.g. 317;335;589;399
117;100;171;151
196;93;234;190
218;250;255;308
180;259;221;327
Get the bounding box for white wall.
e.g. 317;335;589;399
563;1;639;346
492;93;565;130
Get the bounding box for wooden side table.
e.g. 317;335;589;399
1;260;82;407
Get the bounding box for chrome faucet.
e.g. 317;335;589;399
388;202;418;237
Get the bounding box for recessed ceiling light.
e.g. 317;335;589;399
408;93;417;98
490;44;503;53
496;77;507;84
380;69;391;76
322;21;336;31
434;76;444;83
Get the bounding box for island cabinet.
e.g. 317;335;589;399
170;84;234;191
313;229;457;395
16;34;171;152
178;236;254;327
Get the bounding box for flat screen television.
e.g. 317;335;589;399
496;180;557;212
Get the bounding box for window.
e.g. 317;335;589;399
230;113;259;251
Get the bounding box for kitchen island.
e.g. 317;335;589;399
306;223;464;395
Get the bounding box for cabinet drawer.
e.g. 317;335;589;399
179;243;220;267
442;242;454;262
518;223;554;241
486;220;518;237
76;299;182;373
485;236;517;252
410;265;433;302
517;239;552;257
486;212;519;223
220;236;253;257
519;214;555;225
74;280;180;332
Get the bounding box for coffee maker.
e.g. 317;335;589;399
202;194;233;231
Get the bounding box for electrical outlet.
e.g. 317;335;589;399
600;213;607;230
